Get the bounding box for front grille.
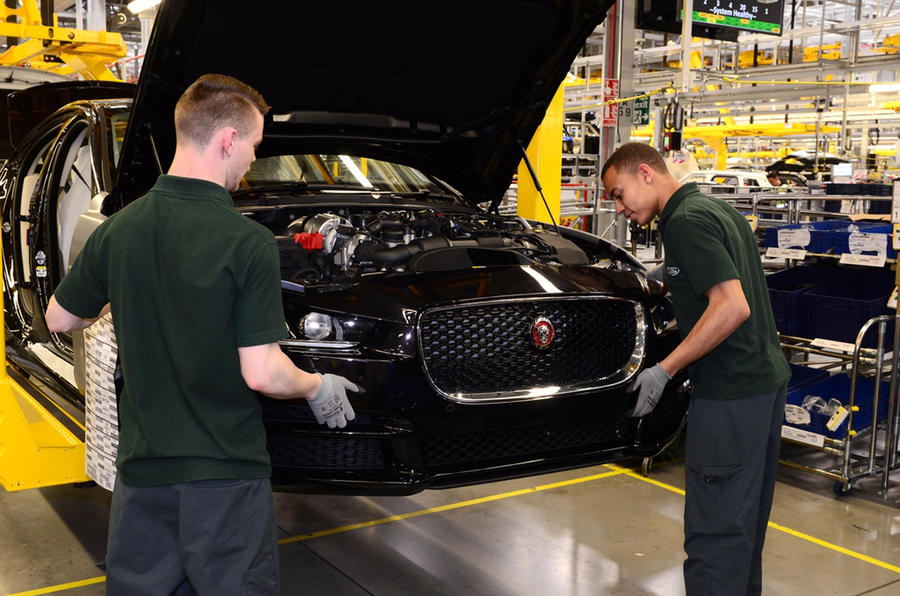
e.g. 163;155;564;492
419;297;642;400
425;418;625;469
267;435;385;470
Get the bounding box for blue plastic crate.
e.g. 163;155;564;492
867;196;892;214
764;219;852;253
826;183;892;197
825;183;855;195
786;364;830;392
802;269;895;347
766;266;850;337
784;373;890;439
823;199;843;213
830;222;897;259
869;184;893;196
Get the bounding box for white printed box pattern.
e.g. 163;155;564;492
83;314;118;491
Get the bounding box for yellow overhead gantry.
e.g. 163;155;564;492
666;42;843;69
872;33;899;54
0;0;126;81
631;121;842;140
631;121;842;168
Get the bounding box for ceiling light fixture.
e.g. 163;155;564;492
869;82;900;94
127;0;162;14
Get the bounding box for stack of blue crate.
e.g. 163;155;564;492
801;268;895;348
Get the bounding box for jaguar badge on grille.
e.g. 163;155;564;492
531;316;555;349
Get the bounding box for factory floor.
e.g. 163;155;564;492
2;451;900;595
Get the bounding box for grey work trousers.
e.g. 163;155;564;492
105;477;280;596
683;385;787;596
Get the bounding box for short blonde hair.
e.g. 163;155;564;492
174;74;270;147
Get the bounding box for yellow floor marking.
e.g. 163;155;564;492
7;459;900;595
607;464;900;575
1;576;105;596
606;463;686;495
279;467;630;544
768;521;900;574
0;467;632;596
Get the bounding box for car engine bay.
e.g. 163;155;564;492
247;206;639;290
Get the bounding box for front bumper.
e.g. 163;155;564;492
263;350;690;495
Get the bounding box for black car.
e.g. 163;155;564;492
1;0;689;494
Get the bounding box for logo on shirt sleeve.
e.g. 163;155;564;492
666;266;681;277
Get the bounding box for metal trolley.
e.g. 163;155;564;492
779;313;900;503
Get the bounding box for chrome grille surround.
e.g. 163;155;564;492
418;296;646;404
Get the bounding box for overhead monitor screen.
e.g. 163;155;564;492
682;0;785;35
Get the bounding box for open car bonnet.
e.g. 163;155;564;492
114;0;613;207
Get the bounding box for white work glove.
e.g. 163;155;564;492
627;363;671;417
308;373;358;428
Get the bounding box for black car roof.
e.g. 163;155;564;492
3;81;135;159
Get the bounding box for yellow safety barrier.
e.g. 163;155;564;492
0;372;89;491
0;220;88;490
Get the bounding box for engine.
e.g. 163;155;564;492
275;208;619;289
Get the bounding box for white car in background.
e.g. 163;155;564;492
680;169;773;192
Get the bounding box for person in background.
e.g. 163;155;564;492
45;73;359;595
766;171;782;186
602;141;790;596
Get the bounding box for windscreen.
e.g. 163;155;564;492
243;154;447;194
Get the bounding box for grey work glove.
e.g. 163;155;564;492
308;373;358;429
646;264;665;285
627;363;671;417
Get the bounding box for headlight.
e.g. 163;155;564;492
301;312;334;340
282;311;415;356
283;311;370;351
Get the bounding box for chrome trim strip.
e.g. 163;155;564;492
418;295;646;404
279;339;359;350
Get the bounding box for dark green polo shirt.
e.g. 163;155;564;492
657;182;790;400
54;175;287;486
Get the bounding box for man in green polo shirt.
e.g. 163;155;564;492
45;74;360;595
602;142;790;595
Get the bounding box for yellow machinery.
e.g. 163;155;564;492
668;43;843;69
875;33;900;54
0;369;89;491
518;83;563;223
0;1;126;81
803;43;842;62
0;2;101;491
630;121;843;169
0;263;89;491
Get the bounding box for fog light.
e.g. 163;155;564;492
301;313;333;340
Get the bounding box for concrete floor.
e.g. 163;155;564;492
2;457;900;596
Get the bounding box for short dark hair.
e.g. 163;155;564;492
174;74;271;147
601;142;668;179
